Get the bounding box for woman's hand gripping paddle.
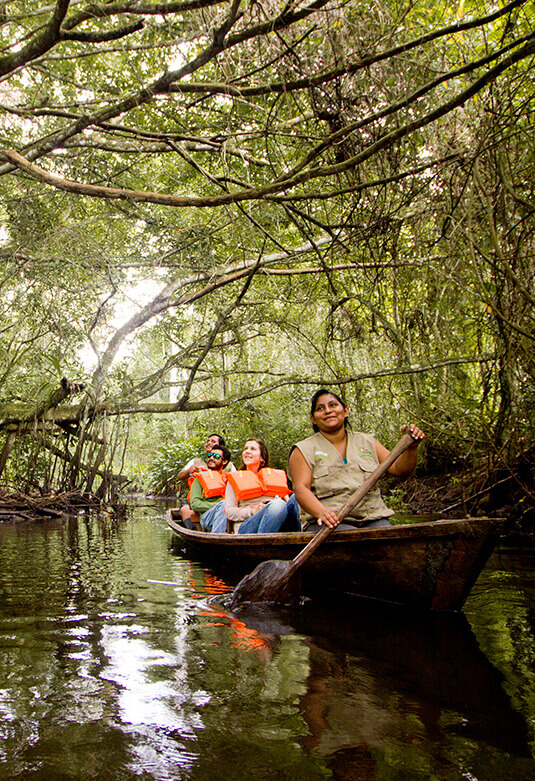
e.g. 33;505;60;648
230;430;416;608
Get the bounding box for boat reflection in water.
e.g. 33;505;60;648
221;594;531;778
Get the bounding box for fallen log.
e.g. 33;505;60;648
0;486;122;522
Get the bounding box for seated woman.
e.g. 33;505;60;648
288;389;425;531
213;438;300;534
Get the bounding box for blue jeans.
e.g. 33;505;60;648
201;500;226;532
238;494;301;535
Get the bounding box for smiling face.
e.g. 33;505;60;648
204;435;221;454
241;439;265;472
206;447;225;472
311;393;349;434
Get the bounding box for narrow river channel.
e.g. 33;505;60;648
1;501;534;780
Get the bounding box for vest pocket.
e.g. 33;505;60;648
358;457;377;472
314;463;341;499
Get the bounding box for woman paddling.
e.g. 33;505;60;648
215;438;300;534
288;389;425;531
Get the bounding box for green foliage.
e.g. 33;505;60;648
145;438;204;494
0;0;534;497
208;390;314;469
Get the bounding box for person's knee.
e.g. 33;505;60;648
180;504;193;521
364;517;392;529
264;496;285;516
211;516;227;533
202;500;225;531
285;494;299;514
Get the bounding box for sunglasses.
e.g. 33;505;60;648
206;452;223;460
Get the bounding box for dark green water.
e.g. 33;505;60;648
0;502;534;780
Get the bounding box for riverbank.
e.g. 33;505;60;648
390;457;535;543
0;486;127;522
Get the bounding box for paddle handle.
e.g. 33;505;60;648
288;431;416;573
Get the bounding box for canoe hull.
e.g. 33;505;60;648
166;510;504;611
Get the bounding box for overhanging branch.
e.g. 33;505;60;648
3;33;534;207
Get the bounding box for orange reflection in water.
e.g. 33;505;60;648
189;565;274;658
199;608;272;653
187;565;232;597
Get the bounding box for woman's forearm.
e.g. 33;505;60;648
391;447;419;477
224;484;261;521
294;485;340;528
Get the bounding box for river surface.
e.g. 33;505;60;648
0;501;534;780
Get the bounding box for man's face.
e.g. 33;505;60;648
206;447;225;472
205;435;220;453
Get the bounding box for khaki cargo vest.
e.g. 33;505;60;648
292;431;394;528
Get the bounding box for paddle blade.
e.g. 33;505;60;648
230;560;300;608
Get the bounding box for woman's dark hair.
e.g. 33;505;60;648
239;438;269;470
310;389;349;432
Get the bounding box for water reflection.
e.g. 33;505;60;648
205;596;530;780
0;510;202;780
0;506;534;780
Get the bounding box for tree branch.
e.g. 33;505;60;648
0;0;71;76
63;20;145;43
0;354;496;428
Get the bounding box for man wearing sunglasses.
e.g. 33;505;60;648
182;445;232;530
176;434;235;483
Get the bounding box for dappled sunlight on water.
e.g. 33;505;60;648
0;504;534;780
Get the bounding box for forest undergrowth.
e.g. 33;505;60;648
390;446;535;543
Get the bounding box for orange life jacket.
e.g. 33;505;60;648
258;467;291;498
226;470;263;501
196;470;227;498
187;466;208;502
226;468;290;501
187;466;208;489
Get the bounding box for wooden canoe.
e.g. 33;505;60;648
166;508;506;611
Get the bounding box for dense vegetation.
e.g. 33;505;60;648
0;0;533;523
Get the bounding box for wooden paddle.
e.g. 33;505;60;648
230;430;416;608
